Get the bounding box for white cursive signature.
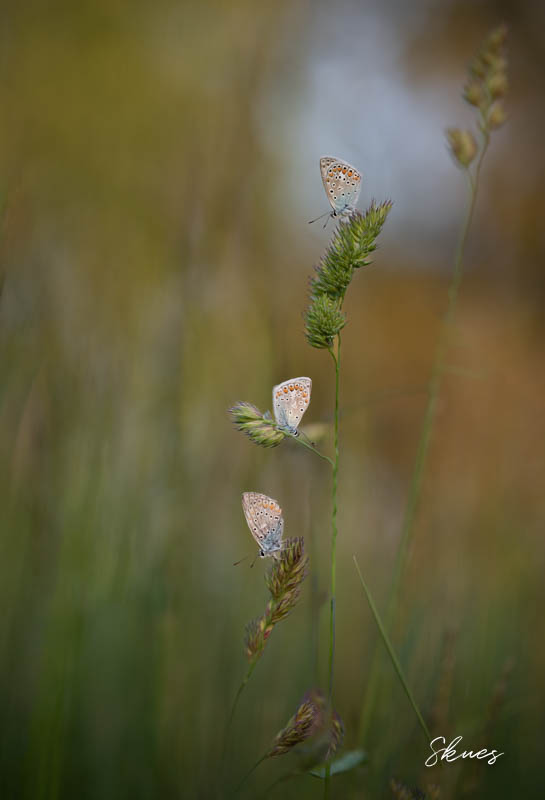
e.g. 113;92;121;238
425;736;504;767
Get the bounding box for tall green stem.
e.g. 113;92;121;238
283;429;334;467
235;753;268;792
358;133;490;745
353;556;431;745
223;659;258;763
324;334;341;798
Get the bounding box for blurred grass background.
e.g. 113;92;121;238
0;0;544;797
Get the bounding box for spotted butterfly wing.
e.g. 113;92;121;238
273;377;312;435
242;492;284;559
320;156;362;217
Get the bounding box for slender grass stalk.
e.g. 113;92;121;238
327;337;340;703
260;771;303;798
231;202;392;796
324;333;341;798
224;538;308;782
224;659;259;756
303;204;392;796
358;134;490;746
324;763;331;799
353;555;431;745
283;430;335;467
235;752;268;793
323;336;340;800
389;136;488;605
221;660;259;781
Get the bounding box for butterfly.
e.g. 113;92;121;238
273;377;312;435
242;492;284;560
310;156;362;226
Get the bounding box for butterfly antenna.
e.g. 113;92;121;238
308;210;330;225
250;552;260;569
233;554;249;567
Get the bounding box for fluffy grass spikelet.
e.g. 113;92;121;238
266;688;344;764
267;689;325;757
450;24;508;168
446;129;478;167
228;401;285;447
304;295;346;349
310;203;393;300
468;24;508;105
325;709;344;762
244;538;308;661
305;202;392;349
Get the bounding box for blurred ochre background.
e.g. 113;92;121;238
0;0;544;797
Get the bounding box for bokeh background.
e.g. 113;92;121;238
1;0;544;797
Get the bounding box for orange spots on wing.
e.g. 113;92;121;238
342;167;347;173
283;387;288;394
348;170;353;176
289;385;294;391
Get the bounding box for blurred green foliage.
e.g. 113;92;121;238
0;1;544;798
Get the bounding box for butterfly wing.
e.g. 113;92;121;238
272;377;312;433
320;156;362;215
242;492;284;556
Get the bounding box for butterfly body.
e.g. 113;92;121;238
319;156;362;221
272;377;312;435
242;492;284;559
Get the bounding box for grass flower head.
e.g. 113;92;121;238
244;537;309;661
266;688;344;766
228;401;285;447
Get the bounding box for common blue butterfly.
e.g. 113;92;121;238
242;492;284;560
316;156;362;224
272;377;312;435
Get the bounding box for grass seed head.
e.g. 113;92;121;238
228;401;285;447
267;689;326;757
447;129;478;167
243;538;308;661
266;688;344;764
